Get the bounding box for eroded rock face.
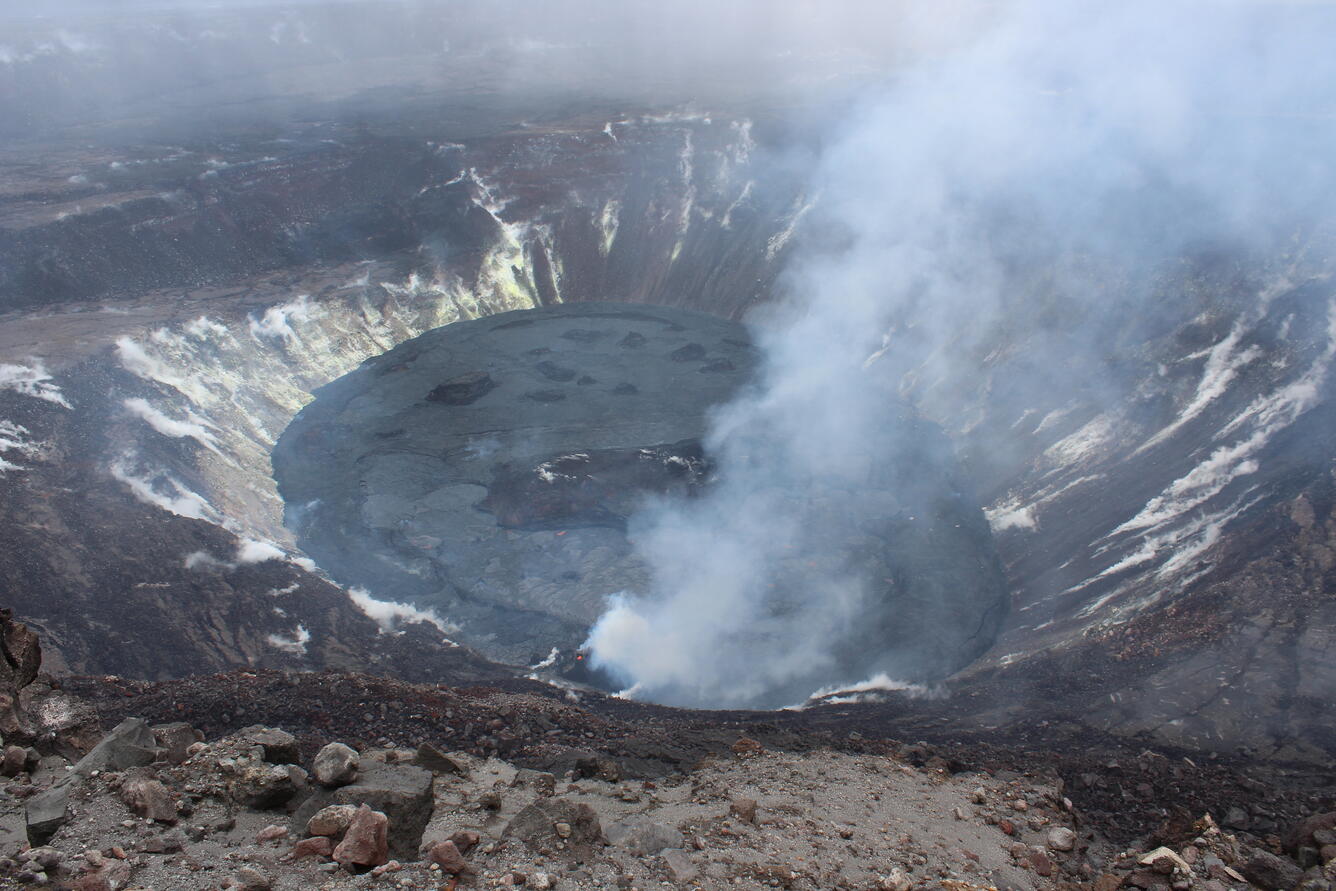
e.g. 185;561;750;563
274;303;1008;692
0;609;41;741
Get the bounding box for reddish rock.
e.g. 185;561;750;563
1286;812;1336;852
730;798;758;824
332;804;388;870
255;824;289;843
72;861;131;891
1027;850;1055;876
450;830;481;854
1127;868;1171;890
999;819;1016;835
2;745;27;777
732;737;764;758
291;836;333;860
428;840;470;875
1093;873;1126;891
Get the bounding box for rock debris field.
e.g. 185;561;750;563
0;666;1330;891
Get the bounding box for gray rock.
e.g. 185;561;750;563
413;743;467;776
233;865;272;891
120;771;177;823
573;754;620;783
605;816;684;855
331;762;433;860
232;763;307;810
70;718;158;778
24;784;68;846
19;714;156;845
313;742;359;788
242;727;300;764
152;723;200;765
663;849;699;884
1225;806;1252;830
1241;848;1306;891
504;797;602;849
1048;827;1077;852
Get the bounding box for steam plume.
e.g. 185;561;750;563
586;0;1336;707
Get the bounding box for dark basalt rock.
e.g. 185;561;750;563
669;343;707;362
426;371;498;406
0;609;41;741
535;361;577;382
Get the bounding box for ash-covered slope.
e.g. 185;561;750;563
0;114;804;682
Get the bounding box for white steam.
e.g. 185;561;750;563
0;361;72;408
346;586;457;638
586;0;1336;707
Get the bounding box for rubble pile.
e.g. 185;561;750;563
0;704;1331;891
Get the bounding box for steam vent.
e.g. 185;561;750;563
273;302;1007;701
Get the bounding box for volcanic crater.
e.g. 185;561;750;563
273;302;1008;699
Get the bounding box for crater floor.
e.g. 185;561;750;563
274;302;1007;698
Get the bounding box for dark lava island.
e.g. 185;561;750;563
274;302;1006;701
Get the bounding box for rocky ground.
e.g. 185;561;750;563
0;662;1328;891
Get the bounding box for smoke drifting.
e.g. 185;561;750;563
0;0;973;142
586;0;1336;707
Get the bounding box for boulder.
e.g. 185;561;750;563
70;718;158;778
730;798;758;823
451;830;481;854
605;816;684;855
119;771;177;823
231;762;307;810
879;869;913;891
1;744;26;777
1290;814;1336;853
663;849;699;884
427;840;470;875
152;723;200;765
241;727;300;765
1240;848;1306;891
1048;827;1077;851
332;804;388;870
504;797;602;850
312;742;359;788
255;824;289;843
231;866;272;891
331;762;432;859
291;836;333;860
413;743;467;776
306;804;358;838
25;783;69;845
573;753;621;783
